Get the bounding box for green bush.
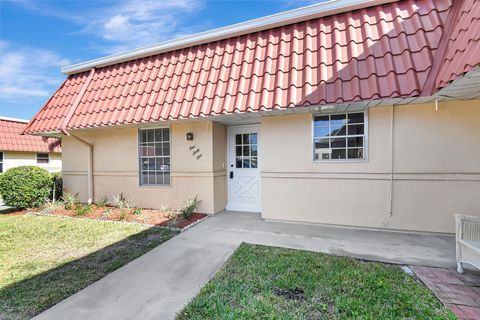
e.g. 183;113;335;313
0;166;53;209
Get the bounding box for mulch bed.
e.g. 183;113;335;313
24;205;207;230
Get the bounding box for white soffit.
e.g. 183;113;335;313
435;67;480;100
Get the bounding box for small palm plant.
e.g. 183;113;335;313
181;196;201;220
62;192;78;210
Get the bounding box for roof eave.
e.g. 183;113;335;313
61;0;398;75
0;116;29;123
26;131;63;138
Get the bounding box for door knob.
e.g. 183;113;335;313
230;171;234;179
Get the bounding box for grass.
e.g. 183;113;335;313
178;243;456;320
0;214;177;320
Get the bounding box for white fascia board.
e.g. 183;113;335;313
62;0;397;75
0;116;29;123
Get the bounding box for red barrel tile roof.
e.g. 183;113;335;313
0;118;61;153
24;0;479;134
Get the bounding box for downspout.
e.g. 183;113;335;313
60;68;96;203
384;104;395;225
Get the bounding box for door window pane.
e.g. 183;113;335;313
236;134;242;145
234;132;258;168
235;157;242;168
250;133;257;144
251;157;258;168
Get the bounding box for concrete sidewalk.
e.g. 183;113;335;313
34;211;456;320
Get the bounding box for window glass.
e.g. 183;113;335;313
0;152;3;173
235;133;258;168
139;128;170;185
37;153;49;164
314;112;366;161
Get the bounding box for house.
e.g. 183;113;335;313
0;116;61;173
24;0;480;234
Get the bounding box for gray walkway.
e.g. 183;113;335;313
34;211;456;320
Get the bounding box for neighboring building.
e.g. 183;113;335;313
0;116;61;173
24;0;479;233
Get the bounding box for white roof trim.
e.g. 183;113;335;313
62;0;398;75
0;116;29;123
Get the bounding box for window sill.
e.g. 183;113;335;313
312;159;369;164
138;184;172;189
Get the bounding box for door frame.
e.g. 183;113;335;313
226;124;261;212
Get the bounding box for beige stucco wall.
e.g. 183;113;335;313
62;121;227;214
2;151;61;173
261;100;480;233
62;99;479;233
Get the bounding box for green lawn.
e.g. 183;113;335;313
178;244;455;320
0;214;177;320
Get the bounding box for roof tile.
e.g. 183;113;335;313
25;0;460;134
435;0;480;89
0;119;61;153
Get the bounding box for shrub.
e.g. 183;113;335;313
51;172;63;201
181;196;201;220
133;208;142;216
62;192;78;210
0;166;53;209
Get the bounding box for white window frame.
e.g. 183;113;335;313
36;153;50;164
138;126;171;187
0;152;3;173
312;110;368;163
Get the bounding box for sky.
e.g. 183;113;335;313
0;0;323;120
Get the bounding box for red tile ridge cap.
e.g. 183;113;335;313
60;68;96;135
421;0;461;96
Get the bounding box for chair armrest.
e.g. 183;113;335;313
456;214;480;241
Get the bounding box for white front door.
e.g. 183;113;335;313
227;125;261;212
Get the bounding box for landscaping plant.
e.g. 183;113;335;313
75;203;92;217
0;166;53;209
41;200;62;215
118;209;129;221
161;205;182;228
96;196;110;208
181;196;201;220
62;192;77;210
